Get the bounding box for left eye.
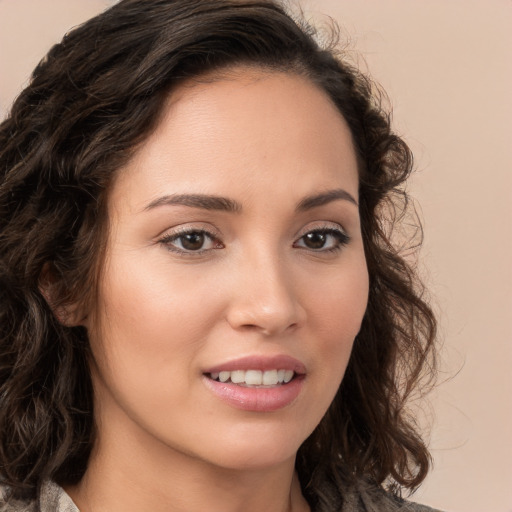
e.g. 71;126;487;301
294;229;349;251
161;230;221;253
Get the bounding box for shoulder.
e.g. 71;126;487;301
379;492;444;512
397;501;443;512
342;480;444;512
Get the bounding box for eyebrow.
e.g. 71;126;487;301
143;188;358;214
144;194;242;213
295;189;358;211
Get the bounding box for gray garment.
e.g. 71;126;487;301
1;481;442;512
1;482;77;512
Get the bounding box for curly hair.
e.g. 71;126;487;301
0;0;436;508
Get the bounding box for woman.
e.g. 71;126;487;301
0;1;440;511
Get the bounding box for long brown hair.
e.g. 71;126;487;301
0;0;436;508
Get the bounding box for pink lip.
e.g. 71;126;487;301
203;375;304;412
202;354;306;412
203;354;306;374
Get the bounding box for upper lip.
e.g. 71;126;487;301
203;354;306;375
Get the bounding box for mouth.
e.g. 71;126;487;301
206;369;296;387
202;355;306;411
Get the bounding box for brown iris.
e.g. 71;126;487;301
302;231;328;249
180;232;206;251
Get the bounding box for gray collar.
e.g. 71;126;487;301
38;481;79;512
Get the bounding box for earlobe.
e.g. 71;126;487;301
38;263;87;327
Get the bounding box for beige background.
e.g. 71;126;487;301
0;1;511;511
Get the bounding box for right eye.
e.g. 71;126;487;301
159;229;223;254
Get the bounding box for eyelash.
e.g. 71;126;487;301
158;226;350;255
158;227;223;255
293;227;350;253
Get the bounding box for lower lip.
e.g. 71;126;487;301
203;375;304;412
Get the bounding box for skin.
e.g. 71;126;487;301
68;67;369;512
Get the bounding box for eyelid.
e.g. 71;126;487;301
295;221;348;239
156;221;222;241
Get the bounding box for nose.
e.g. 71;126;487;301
225;252;305;337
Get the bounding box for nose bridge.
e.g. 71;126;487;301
226;243;303;335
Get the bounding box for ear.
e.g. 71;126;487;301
38;263;88;327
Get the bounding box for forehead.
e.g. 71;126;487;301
109;67;359;212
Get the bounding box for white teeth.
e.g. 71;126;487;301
219;371;230;383
230;370;245;384
262;369;278;386
209;369;296;386
245;370;262;385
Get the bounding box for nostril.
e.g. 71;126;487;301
235;321;299;337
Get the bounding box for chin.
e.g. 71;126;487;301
209;448;298;471
192;425;309;471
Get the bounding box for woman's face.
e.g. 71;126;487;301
86;68;368;471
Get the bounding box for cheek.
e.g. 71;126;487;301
94;254;225;343
87;260;229;404
86;267;215;428
311;257;368;336
306;255;369;379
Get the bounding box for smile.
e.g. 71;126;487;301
208;369;295;387
203;355;306;411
